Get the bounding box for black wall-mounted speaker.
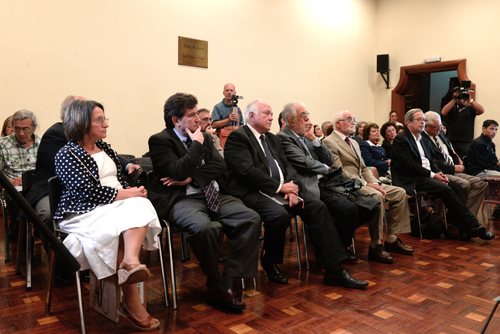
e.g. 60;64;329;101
377;54;389;73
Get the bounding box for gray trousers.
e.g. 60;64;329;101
168;194;261;286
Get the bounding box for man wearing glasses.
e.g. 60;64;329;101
0;109;40;238
198;108;223;157
391;108;494;241
323;110;413;264
421;111;487;218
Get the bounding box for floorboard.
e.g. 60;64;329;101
1;212;500;333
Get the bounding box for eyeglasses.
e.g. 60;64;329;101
93;118;109;124
292;112;310;119
200;117;213;122
14;126;32;133
339;118;357;124
413;118;427;122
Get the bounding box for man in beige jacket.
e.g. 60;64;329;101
323;110;413;264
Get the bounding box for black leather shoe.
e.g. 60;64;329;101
262;262;288;284
368;244;394;264
343;247;358;263
460;225;487;241
480;230;495;240
384;238;414;255
324;270;368;289
208;286;246;309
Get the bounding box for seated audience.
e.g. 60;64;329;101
224;99;368;289
389;110;403;127
441;122;448;135
323;111;413;264
53;100;161;331
465;119;500;177
359;123;389;177
198;108;223;157
421;111;487;218
391;108;494;241
380;121;397;159
396;124;405;133
148;93;261;309
1;116;14;137
277;103;377;261
0;109;40;238
353;121;366;144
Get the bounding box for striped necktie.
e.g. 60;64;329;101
433;136;453;165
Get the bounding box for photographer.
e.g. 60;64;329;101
211;83;244;129
441;84;485;159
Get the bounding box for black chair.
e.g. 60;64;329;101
412;190;448;239
129;157;153;172
117;154;136;162
15;169;36;291
45;176;86;334
1;188;11;263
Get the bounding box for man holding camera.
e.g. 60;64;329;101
441;86;485;159
212;83;244;129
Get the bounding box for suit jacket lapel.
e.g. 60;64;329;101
243;126;270;172
284;127;309;156
167;128;189;154
333;132;358;161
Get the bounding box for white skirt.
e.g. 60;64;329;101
59;197;162;280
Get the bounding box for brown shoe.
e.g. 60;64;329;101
343;247;358;263
368;244;394;264
208;286;246;309
384;238;414;255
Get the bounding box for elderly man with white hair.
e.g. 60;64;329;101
322;110;413;264
421;111;487;217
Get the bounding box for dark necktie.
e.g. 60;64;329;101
260;135;281;181
433;136;453;165
186;137;220;212
300;137;312;157
345;136;351;146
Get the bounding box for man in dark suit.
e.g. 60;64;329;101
276;103;375;259
26;95;139;285
148;93;261;309
224;98;368;289
421;111;487;218
391;108;494;241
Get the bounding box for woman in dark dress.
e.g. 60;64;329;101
380;121;397;159
359;123;389;177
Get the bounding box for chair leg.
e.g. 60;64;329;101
414;191;423;239
165;222;178;310
301;219;310;271
292;217;302;271
351;237;357;256
156;229;170;308
75;271;86;334
15;220;25;275
26;222;32;291
2;198;10;263
45;248;57;313
180;232;189;263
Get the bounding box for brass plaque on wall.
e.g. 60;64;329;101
178;36;208;68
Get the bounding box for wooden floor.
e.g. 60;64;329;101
1;212;500;334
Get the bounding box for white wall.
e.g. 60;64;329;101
1;0;377;156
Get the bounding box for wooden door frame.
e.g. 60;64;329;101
391;59;474;123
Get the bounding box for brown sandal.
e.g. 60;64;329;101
118;303;160;332
117;262;150;286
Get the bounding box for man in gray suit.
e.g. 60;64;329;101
276;103;376;258
323;111;413;264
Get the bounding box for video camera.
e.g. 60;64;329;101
231;94;244;106
453;80;473;100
